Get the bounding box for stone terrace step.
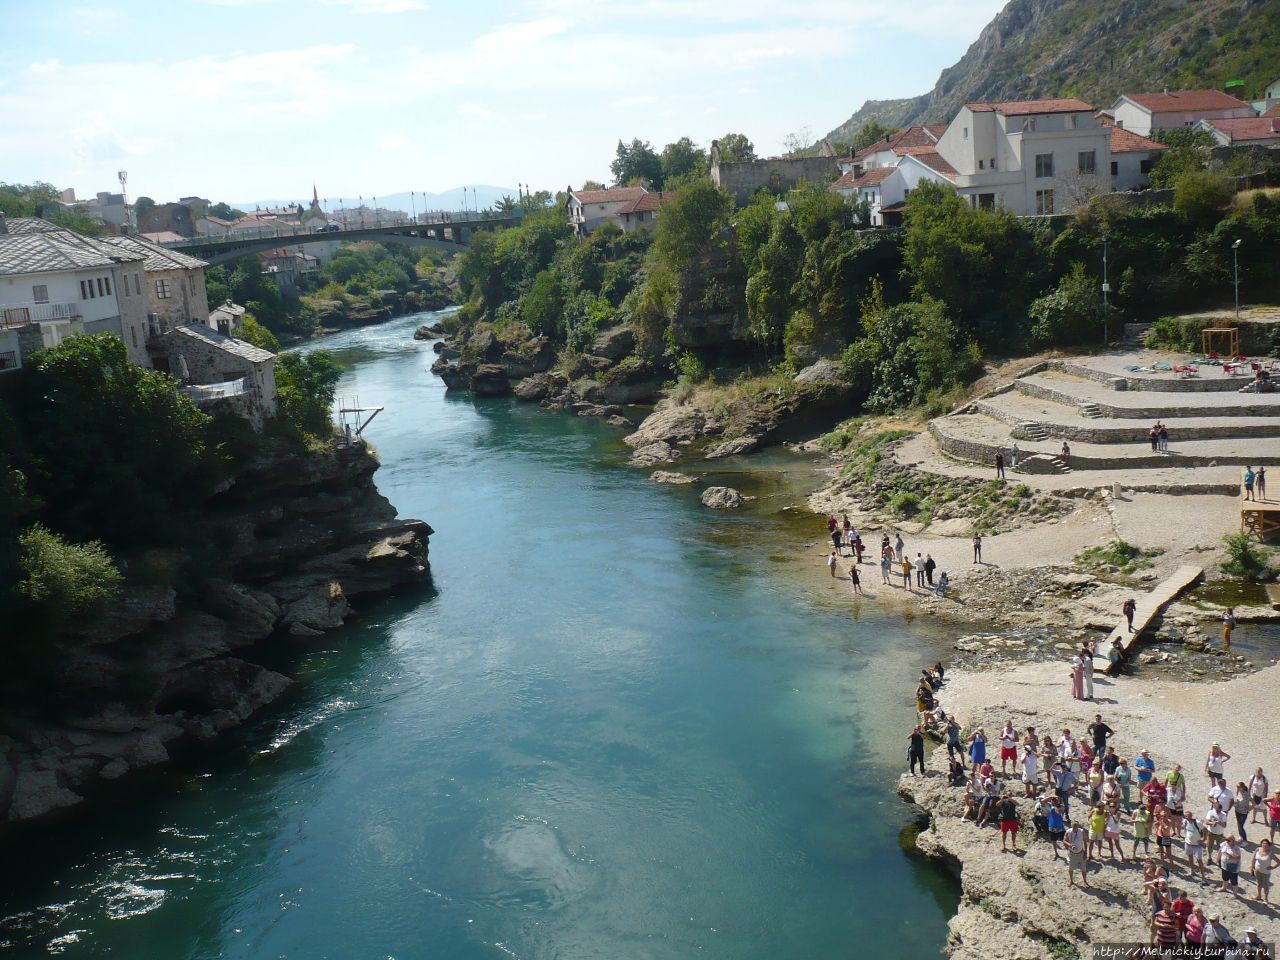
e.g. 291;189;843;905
892;432;1243;496
930;411;1280;471
976;391;1280;442
1053;358;1265;393
1016;371;1280;419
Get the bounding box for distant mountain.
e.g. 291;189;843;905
231;185;519;215
827;0;1280;144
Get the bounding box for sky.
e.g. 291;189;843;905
1;0;1008;207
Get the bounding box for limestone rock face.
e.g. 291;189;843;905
628;441;680;467
625;405;707;448
705;436;759;459
700;486;744;509
592;325;636;360
8;771;81;822
651;471;697;485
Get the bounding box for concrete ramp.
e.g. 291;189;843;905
1098;564;1204;674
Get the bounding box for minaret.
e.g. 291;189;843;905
312;184;320;209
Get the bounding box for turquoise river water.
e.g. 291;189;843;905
0;312;959;959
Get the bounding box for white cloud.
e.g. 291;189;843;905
457;102;493;122
380;133;412;150
26;59;61;74
321;0;428;12
611;94;658;109
473;17;571;52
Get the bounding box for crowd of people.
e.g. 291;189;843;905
825;514;963;599
909;671;1279;951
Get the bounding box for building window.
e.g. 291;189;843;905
104;276;111;296
0;351;16;370
96;277;105;297
978;159;985;170
1035;189;1055;215
1078;150;1096;175
156;278;172;299
32;284;48;303
1110;161;1119;176
1035;153;1054;178
1140;158;1154;174
1065;114;1076;130
135;274;142;296
80;280;88;300
990;157;997;170
1023;118;1037;132
978;193;996;209
131;327;138;348
963;127;968;140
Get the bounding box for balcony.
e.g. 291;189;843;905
180;377;252;403
0;300;82;329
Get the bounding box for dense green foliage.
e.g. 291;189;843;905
0;181;106;235
17;525;121;622
276;352;342;437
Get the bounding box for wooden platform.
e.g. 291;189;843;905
1098;564;1204;675
1266;583;1280;609
1242;499;1280;541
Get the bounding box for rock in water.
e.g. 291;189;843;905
705;436;759;459
651;471;697;485
700;486;744;509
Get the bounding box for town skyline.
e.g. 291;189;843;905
2;0;1007;202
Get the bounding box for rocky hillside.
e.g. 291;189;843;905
0;443;431;826
828;0;1280;142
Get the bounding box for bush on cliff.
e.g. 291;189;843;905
275;351;342;439
17;524;121;620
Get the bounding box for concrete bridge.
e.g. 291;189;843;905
163;214;523;266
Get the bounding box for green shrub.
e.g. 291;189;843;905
819;417;864;452
1143;316;1200;352
1222;532;1267;580
17;524;121;617
276;351;341;438
676;350;708;384
1074;540;1163;574
890;491;921;517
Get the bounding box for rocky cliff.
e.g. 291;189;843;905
0;442;431;825
828;0;1278;143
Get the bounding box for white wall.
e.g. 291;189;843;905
1112;97;1254;136
1111;152;1159;192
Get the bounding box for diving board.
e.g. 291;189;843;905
1098;564;1204;675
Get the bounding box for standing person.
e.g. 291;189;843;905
853;536;865;564
1254;839;1278;905
1244;465;1256;501
968;728;987;773
1249;767;1269;825
998;794;1020;853
1117;757;1134;811
1104;807;1124;861
1155;806;1176;870
913;552;926;588
827;550;838;578
1149;425;1159;453
831;524;842;555
1206;743;1231;787
1218;835;1242;897
1136;750;1156;792
1184;812;1208;884
841;514;852;551
1206;800;1227;864
1184;907;1206;949
1150;906;1178;953
995;451;1005;480
894;532;905;562
945;715;963;763
880;551;892;585
1221;609;1236;652
1170;890;1194;942
1258;465;1268;501
849;564;862;595
900;557;913;591
1088;714;1114;756
1010;442;1020;469
1069;654;1085;701
1158;423;1169;453
1233;781;1251;842
1081;645;1095;700
1132;804;1153;860
1066;820;1089;887
924;553;936;587
1269;790;1280;842
1053;762;1077;819
1122;597;1137;633
1046;798;1066;858
998;720;1019;775
1021;743;1039;798
907;725;926;776
972;533;983;564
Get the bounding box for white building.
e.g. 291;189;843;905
1109;89;1255;137
99;234;213;339
1193;116;1280;148
0;217;149;370
931;98;1111;215
567;186;642;235
1108;127;1169;191
832;153;958;225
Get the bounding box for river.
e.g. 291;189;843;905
0;311;958;959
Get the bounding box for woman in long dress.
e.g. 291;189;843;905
1070;655;1085;700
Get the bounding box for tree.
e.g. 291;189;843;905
497;195;518;215
275;351;341;437
17;524;121;619
581;180;605;191
236;314;282;352
611;138;664;188
134;196;157;217
207;201;246;220
653;178;733;266
715;133;756;164
1148;128;1215;188
782;127;814;155
852;121;897;152
660;137;706;184
1173;169;1234;223
1028;262;1103;347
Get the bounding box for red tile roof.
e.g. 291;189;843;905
992;98;1095;115
1122;89;1251;113
1109;127;1169;154
834;166;897;190
1265;103;1280;118
570;186;648;205
852;125;940;161
1201;117;1280;142
879;201;908;213
616;191;670;214
905;151;958;181
925;124;948;139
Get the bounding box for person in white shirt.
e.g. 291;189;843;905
1066;823;1089;887
1250;767;1270;825
998;721;1019;775
1206;742;1231;787
1183;812;1208;883
1021;743;1039;797
1205;802;1227;861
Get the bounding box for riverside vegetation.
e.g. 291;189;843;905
0;333;431;824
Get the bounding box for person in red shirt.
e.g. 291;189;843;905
1143;777;1167;812
1170;890;1194;940
1150;907;1178;951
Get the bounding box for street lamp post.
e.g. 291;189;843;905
1101;234;1110;347
1232;238;1243;319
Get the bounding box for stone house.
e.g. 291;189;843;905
155;323;278;430
0;216;150;369
99;234;211;338
708;140;839;206
1109;89;1254;137
566;186;649;236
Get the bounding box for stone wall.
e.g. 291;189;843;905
710;155;840;205
1014;378;1270;418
